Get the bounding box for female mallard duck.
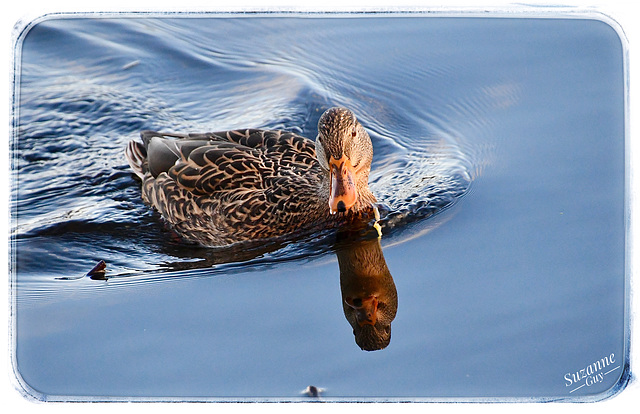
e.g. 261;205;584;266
125;107;378;247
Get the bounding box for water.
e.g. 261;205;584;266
11;14;628;401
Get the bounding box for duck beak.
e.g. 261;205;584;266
329;155;357;214
345;296;378;326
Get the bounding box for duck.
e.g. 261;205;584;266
125;107;379;247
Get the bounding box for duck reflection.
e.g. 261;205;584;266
335;232;397;351
77;220;398;351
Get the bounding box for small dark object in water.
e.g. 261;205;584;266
302;385;324;397
54;260;108;281
87;260;107;280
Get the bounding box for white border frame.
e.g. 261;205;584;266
4;1;637;411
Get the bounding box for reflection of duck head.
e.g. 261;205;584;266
336;235;398;351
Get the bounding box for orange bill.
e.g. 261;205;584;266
329;154;357;214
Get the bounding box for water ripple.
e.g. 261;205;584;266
12;16;502;292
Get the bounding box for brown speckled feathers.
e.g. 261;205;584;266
128;129;336;246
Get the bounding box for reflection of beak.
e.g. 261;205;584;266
329;155;357;214
345;295;378;326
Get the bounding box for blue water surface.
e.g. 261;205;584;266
11;14;628;401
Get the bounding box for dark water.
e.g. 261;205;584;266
11;14;628;401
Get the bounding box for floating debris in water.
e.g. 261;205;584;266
87;260;107;280
372;203;382;238
301;385;325;398
54;260;107;281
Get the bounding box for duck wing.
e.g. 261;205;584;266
143;129;319;194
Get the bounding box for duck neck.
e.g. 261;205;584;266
354;168;376;211
354;187;377;213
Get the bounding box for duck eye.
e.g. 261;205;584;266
351;129;357;138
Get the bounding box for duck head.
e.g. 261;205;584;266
315;107;375;214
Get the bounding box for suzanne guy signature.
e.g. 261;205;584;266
564;353;620;393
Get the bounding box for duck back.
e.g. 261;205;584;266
126;129;334;246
